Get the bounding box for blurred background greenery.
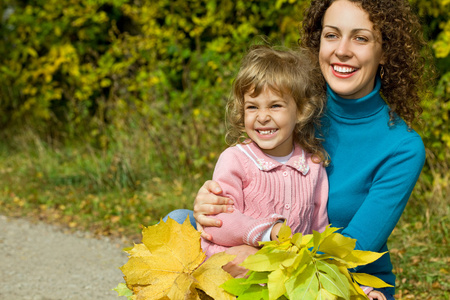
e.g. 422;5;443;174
0;0;448;298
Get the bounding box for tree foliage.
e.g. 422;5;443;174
0;0;448;178
0;0;308;173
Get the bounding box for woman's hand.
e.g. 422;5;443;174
223;245;259;278
367;290;387;300
194;180;234;240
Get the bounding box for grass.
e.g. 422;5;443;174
0;129;448;299
387;148;449;299
0;130;208;241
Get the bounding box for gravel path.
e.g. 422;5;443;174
0;215;130;300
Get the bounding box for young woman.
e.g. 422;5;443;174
167;1;430;299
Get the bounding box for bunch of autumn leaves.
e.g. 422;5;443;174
115;218;391;300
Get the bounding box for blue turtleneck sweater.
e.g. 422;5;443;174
323;78;425;294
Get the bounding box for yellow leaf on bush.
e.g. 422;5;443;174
119;217;236;300
341;250;387;269
351;272;394;289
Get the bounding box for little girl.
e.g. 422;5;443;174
201;44;329;257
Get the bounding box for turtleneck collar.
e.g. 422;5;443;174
326;77;386;119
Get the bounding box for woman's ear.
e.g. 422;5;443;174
380;64;385;79
380;51;386;65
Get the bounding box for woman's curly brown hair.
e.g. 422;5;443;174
300;0;431;127
226;44;328;163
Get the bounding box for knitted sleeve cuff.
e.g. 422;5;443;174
243;214;285;247
360;286;374;294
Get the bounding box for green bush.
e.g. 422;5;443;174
0;0;448;208
2;0;448;174
0;0;311;175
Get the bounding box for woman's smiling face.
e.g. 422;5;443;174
319;0;384;99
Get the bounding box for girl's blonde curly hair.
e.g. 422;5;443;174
226;44;328;164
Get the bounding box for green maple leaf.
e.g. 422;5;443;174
285;263;317;299
316;261;350;298
222;224;392;300
113;283;134;300
220;273;269;300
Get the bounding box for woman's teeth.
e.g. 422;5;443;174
333;65;356;73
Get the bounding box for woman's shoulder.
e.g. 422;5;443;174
390;127;425;163
371;119;426;169
385;119;425;150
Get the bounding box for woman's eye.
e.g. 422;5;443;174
355;36;369;42
324;33;338;39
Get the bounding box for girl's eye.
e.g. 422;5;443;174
245;105;257;110
271;104;282;108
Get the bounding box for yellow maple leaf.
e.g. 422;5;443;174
192;252;238;300
120;217;236;300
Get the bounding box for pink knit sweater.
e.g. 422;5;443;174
201;141;329;258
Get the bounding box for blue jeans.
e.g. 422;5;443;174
163;209;196;229
163;209;396;299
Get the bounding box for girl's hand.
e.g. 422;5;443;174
223;245;259;278
270;222;284;241
193;180;234;240
367;290;387;300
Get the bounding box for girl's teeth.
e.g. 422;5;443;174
334;66;355;73
259;130;276;135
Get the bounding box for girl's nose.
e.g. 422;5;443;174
257;109;271;124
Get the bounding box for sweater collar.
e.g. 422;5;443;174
237;140;310;175
326;76;386;119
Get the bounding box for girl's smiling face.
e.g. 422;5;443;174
244;87;297;157
319;0;384;99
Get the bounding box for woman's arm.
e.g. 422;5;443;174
223;244;259;278
340;136;425;252
193;180;234;240
367;290;387;300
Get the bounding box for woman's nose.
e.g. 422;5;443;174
335;39;352;58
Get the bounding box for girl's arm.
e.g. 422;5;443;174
310;163;329;232
203;148;285;247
